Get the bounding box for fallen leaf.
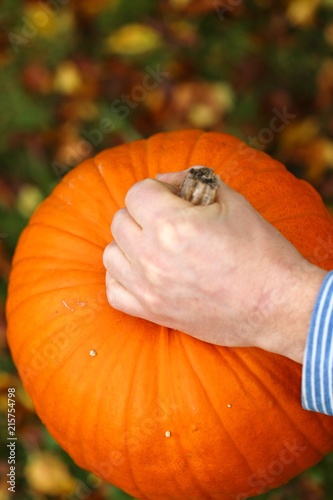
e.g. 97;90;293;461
53;61;83;95
163;81;235;129
16;185;44;218
105;23;163;55
286;0;321;26
22;6;75;40
279;117;320;151
24;452;77;496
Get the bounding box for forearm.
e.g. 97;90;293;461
255;261;328;364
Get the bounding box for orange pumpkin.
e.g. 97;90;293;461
6;130;333;499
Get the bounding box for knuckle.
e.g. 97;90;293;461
106;280;119;308
125;178;155;206
111;208;127;236
155;212;195;252
140;288;163;316
102;242;116;269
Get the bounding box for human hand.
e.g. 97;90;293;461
103;168;327;363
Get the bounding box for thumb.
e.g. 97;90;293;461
156;165;219;197
156;167;242;208
155;169;189;187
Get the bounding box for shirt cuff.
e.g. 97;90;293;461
302;270;333;415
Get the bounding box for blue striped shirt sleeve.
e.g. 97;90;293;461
302;271;333;415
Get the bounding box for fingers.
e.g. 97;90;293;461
105;271;146;317
104;240;146;316
103;241;132;285
111;208;142;260
155;165;215;189
124;178;191;227
155;170;188;186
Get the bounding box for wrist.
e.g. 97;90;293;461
255;260;327;364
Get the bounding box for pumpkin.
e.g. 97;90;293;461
6;130;333;500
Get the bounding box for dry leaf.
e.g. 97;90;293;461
0;372;35;412
16;185;44;218
22;7;74;39
166;81;234;128
54;61;83;95
279;117;320;152
278;118;333;181
286;0;321;26
106;24;163;55
0;373;19;412
306;138;333;181
25;452;77;496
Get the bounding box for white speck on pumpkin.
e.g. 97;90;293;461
89;349;97;357
62;299;74;312
227;404;232;408
165;430;171;438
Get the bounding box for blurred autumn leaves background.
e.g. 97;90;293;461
2;0;333;498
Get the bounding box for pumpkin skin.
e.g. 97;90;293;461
6;129;333;500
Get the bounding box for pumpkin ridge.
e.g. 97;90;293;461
212;346;258;400
229;349;324;457
130;138;151;183
269;211;331;226
234;164;285;194
12;280;104;301
146;130;166;175
189;132;241;176
30;218;106;249
177;336;254;477
242;171;326;212
92;156;126;209
250;349;333;442
7;281;104;321
121;339;151;499
166;349;211;499
44;358;96;451
80;346;126;487
10;254;103;270
181;130;208;169
162;336;213;500
157;132;175;173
